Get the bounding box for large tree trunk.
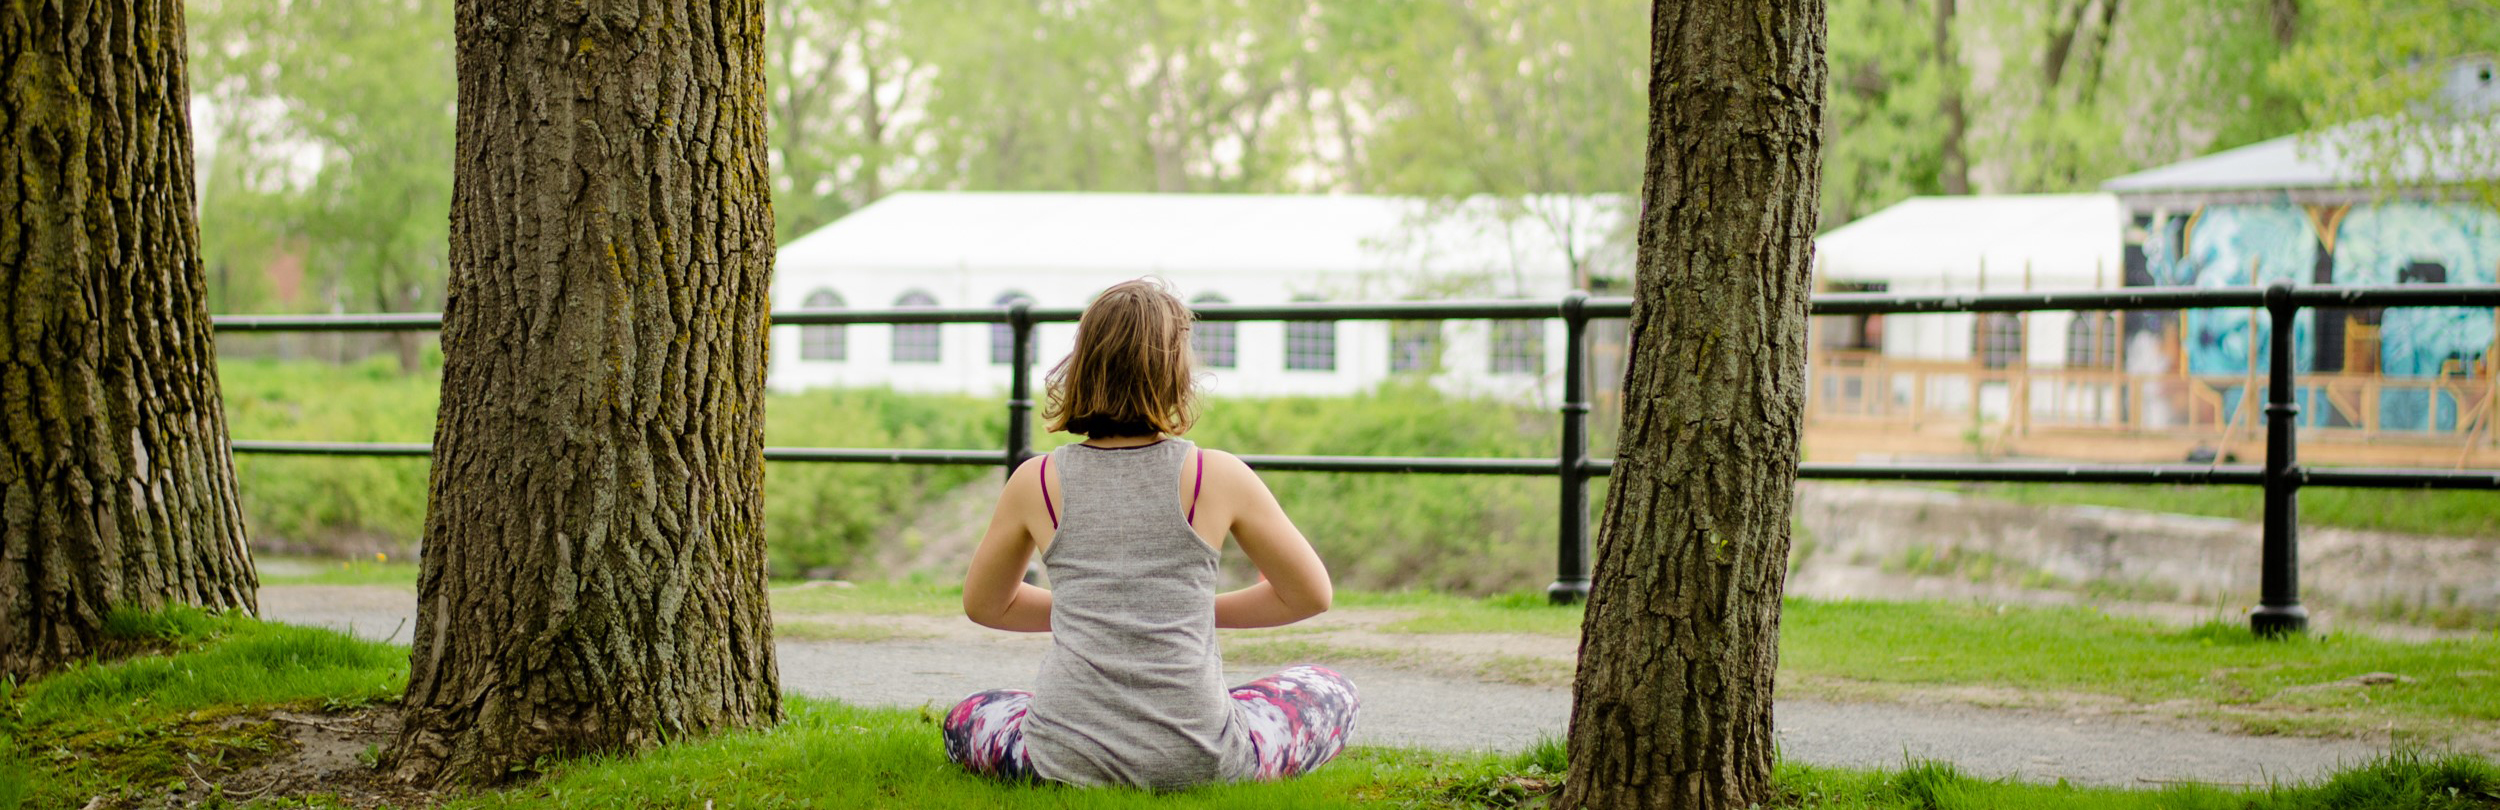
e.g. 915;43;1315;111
0;0;259;681
389;0;780;786
1556;0;1823;808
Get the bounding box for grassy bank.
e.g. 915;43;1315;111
7;608;2497;809
1970;482;2500;539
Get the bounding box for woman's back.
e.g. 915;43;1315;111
1022;439;1254;788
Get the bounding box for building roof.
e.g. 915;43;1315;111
777;192;1631;280
1814;194;2123;289
2101;119;2497;196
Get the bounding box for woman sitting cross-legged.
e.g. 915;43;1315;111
946;279;1358;790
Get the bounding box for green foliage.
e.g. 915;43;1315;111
2271;0;2500;206
222;357;438;553
1823;0;1958;226
1189;382;1570;593
190;0;456;319
758;388;1001;577
1971;0;2310;194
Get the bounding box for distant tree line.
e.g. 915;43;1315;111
187;0;2495;332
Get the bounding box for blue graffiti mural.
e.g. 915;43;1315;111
2137;201;2498;432
2332;203;2500;431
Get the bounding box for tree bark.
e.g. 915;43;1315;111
0;0;259;681
1556;0;1823;808
389;0;780;786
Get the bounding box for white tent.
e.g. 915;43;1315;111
770;192;1632;401
1814;193;2125;294
1809;194;2128;423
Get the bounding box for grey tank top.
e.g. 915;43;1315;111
1023;439;1255;789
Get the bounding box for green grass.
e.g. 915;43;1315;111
1781;601;2500;738
6;610;2497;809
1773;756;2500;809
1372;589;1588;636
766;579;968;616
0;606;406;807
1972;482;2500;539
1300;588;2500;740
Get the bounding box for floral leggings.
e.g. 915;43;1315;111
942;664;1360;783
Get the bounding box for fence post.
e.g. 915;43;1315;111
1548;291;1594;605
2252;281;2308;636
1005;299;1036;480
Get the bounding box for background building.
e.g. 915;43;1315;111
768;192;1630;405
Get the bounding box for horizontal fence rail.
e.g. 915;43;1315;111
216;284;2500;631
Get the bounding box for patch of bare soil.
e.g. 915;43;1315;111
80;707;447;810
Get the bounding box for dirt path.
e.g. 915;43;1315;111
260;585;2412;789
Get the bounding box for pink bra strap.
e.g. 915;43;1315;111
1039;455;1058;529
1187;449;1206;522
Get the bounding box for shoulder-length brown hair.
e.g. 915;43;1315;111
1043;279;1200;438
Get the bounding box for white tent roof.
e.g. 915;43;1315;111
778;191;1630;277
1814;194;2123;290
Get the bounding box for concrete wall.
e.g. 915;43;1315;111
1791;482;2500;627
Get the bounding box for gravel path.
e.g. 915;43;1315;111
261;585;2396;789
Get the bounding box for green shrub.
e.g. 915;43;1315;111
222;362;1586;591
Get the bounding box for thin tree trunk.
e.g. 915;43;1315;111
0;0;259;681
388;0;780;786
1934;0;1969;194
1556;0;1824;807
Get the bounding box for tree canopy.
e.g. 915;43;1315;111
188;0;2494;316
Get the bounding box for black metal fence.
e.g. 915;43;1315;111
217;283;2500;634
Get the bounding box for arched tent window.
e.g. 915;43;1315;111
893;290;941;363
2065;312;2118;369
1490;319;1544;374
799;289;846;361
1390;320;1440;373
1975;313;2024;369
1191;293;1235;369
1284;294;1335;371
991;290;1033;365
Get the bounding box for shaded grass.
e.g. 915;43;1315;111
2;606;407;808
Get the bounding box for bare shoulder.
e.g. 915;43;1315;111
1193;447;1272;494
1000;454;1048;504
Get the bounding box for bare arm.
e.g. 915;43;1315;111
962;457;1053;632
1207;451;1333;628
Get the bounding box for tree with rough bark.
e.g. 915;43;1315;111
1555;0;1823;808
0;0;260;681
387;0;781;786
